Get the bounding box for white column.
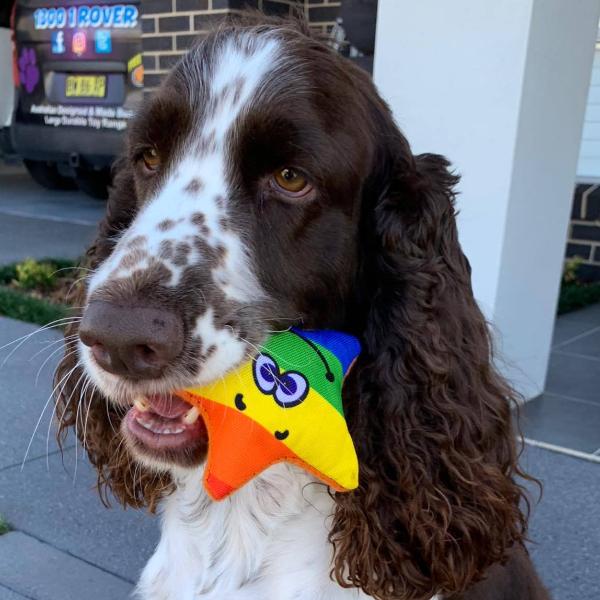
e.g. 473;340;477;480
0;29;14;128
374;0;600;398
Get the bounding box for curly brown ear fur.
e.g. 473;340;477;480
54;159;172;511
330;145;530;599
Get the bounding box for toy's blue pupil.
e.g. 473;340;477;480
281;375;297;395
261;365;275;382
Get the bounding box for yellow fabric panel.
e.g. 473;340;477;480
186;358;358;491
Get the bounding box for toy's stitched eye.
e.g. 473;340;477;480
142;148;161;171
254;354;279;394
274;372;309;408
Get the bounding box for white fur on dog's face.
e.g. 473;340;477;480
80;34;282;404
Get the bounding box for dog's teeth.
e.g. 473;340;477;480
183;406;200;425
134;397;149;412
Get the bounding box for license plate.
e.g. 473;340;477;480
65;75;106;98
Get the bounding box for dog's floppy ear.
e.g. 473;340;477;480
54;158;172;510
87;155;138;265
330;133;530;599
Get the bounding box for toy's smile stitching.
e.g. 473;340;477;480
233;392;290;440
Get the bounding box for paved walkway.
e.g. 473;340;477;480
0;317;157;600
522;302;600;457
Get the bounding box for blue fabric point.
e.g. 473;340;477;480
291;328;361;374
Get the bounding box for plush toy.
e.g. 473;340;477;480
177;329;361;500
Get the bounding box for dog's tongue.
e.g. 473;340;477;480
146;394;191;419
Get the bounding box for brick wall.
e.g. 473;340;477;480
567;184;600;281
305;0;342;35
141;1;342;89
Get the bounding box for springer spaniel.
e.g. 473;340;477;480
54;14;550;600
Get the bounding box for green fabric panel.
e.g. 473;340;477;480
261;331;345;416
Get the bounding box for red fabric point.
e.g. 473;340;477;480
205;472;234;500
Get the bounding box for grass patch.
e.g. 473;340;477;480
0;257;77;287
0;286;70;326
0;258;81;327
558;258;600;315
0;515;10;535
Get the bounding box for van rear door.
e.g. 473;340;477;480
12;0;142;167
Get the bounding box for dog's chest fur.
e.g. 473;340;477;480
136;464;367;600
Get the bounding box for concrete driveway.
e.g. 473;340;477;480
0;164;104;264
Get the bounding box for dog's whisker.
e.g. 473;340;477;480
44;397;59;471
0;316;82;358
28;335;74;360
49;266;93;277
235;331;313;371
62;367;87;482
65;274;91;300
82;379;96;451
35;341;78;387
105;396;119;436
27;338;68;363
21;358;81;471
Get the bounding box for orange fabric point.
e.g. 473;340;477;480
179;391;297;500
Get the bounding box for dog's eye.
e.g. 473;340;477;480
142;148;161;171
273;168;310;195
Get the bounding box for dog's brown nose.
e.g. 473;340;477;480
79;301;184;379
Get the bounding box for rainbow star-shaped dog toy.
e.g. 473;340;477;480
177;329;360;500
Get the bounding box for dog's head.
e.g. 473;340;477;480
55;14;529;600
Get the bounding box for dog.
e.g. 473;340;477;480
55;14;550;600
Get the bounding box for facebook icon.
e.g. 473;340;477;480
51;30;65;54
95;30;112;54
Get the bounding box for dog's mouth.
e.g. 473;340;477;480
124;393;208;461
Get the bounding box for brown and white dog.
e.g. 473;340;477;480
55;14;550;600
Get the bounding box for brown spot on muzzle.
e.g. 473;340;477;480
159;240;175;260
128;235;148;249
191;212;205;227
173;243;192;267
193;237;226;269
158;219;176;231
96;261;175;307
118;248;148;270
196;130;217;156
215;244;227;266
191;212;210;237
184;178;204;194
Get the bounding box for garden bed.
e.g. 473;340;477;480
0;515;9;535
0;258;84;327
558;258;600;315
